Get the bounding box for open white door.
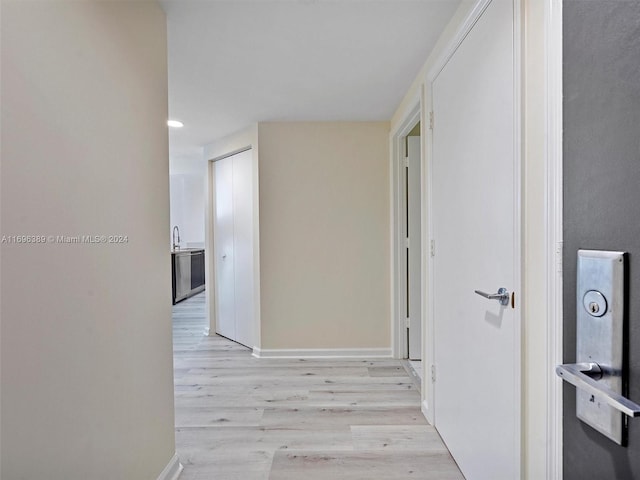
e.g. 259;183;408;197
431;0;520;478
407;136;422;360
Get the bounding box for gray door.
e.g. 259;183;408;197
563;1;640;478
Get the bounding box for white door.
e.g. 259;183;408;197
407;136;422;360
213;149;255;347
230;150;254;347
214;156;236;340
431;1;519;479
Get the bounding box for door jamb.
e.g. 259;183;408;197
390;100;421;360
205;145;260;348
423;1;523;475
545;0;564;477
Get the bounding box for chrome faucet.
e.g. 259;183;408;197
172;225;181;251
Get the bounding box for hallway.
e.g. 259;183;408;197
172;294;463;479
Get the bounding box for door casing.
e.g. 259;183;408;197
206;145;261;350
390;102;425;362
545;0;564;477
424;0;522;473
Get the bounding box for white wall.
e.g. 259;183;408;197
169;157;206;249
257;122;390;350
1;2;176;479
170;174;205;249
390;0;549;478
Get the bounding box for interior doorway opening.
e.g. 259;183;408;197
405;122;422;361
392;105;424;366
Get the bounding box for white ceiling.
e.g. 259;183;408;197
161;0;460;163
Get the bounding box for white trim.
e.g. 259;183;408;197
545;0;563;478
424;0;523;475
513;1;524;474
418;84;430;422
423;79;436;427
389;102;422;360
252;347;393;359
205;157;218;338
426;0;492;83
421;399;430;424
156;454;183;480
209;146;251;163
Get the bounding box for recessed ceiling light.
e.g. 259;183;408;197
167;120;184;128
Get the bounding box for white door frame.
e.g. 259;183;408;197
390;0;563;475
545;0;564;477
205;145;261;349
390;98;423;360
424;0;523;459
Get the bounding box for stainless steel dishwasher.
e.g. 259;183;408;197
172;249;205;304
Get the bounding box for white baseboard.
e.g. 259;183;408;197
252;347;393;359
157;453;183;480
421;399;431;424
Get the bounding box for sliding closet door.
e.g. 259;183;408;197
213;149;255;348
231;150;254;347
214;156;236;340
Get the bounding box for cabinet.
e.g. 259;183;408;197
190;250;205;290
172;249;205;304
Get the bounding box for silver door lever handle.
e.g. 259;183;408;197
474;287;510;306
556;363;640;417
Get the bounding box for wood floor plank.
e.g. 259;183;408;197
175;382;417;394
175;406;264;427
269;450;465;480
177;425;354;453
175;374;420;388
260;406;427;429
351;425;450;452
367;365;409;377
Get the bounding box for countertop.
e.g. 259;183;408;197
171;248;204;255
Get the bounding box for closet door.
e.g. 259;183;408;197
214;156;236;340
213;149;255;348
231;149;255;347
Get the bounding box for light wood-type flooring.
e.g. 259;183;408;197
173;293;464;480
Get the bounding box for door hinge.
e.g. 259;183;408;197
429;111;434;130
403;157;409;168
556;241;563;275
405;317;411;328
405;237;410;249
430;239;435;257
431;364;436;382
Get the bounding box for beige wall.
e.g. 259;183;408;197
390;0;550;478
1;2;176;479
257;122;390;349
